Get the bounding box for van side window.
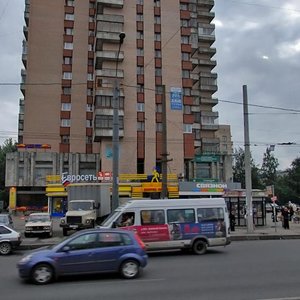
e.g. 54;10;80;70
167;209;195;223
197;208;224;222
141;210;165;225
116;212;135;227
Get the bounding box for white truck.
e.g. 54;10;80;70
60;183;111;236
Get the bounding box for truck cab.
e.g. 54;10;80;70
60;200;99;236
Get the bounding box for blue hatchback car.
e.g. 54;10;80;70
17;228;148;284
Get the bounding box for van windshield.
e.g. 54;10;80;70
101;211;120;227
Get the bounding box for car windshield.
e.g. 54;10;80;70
28;215;50;222
0;215;8;223
69;202;93;211
101;211;120;227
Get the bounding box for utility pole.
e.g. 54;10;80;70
243;85;254;233
161;85;168;199
112;32;125;211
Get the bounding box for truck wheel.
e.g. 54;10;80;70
192;240;207;255
63;228;68;236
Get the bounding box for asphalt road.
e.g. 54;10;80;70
2;240;300;300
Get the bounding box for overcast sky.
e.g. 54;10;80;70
0;0;299;170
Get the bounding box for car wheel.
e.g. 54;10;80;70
192;240;207;255
63;228;68;236
31;263;54;285
0;242;12;255
120;260;140;279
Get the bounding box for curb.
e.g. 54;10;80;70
17;234;300;251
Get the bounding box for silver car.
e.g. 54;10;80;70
0;214;14;228
0;224;22;255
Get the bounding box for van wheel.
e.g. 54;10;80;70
192;240;207;255
31;263;54;285
120;260;140;279
0;242;12;255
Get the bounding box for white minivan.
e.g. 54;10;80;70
101;198;231;255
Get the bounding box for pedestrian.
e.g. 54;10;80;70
282;206;290;229
229;210;236;232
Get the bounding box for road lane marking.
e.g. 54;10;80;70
258;297;300;300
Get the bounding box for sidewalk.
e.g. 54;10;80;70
11;213;300;250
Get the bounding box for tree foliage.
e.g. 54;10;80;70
261;147;279;187
232;147;263;189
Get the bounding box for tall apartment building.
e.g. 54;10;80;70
18;0;225;182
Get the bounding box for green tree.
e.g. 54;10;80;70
0;138;17;209
232;147;263;189
260;147;279;187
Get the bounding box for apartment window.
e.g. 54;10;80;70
183;105;191;114
181;36;189;44
182;52;190;61
89;30;94;37
89;16;94;22
89;2;96;8
198;27;215;36
65;28;74;35
183;124;192;133
86;136;93;144
137;31;144;39
61;103;71;111
61;135;70;144
156;123;162;132
95;96;124;109
88;59;94;66
88;44;93;51
201;77;217;86
137;84;144;93
86;104;93;112
137;103;144;112
87;73;94;81
201;116;216;125
137;66;144;75
137;0;144;4
65;14;74;21
155;85;163;94
181;20;189;28
182;70;190;78
64;42;73;50
154;16;161;24
95;115;124;129
61;119;71;127
137;122;145;131
180;4;188;10
183;88;191;96
155;68;162;77
62;87;71;95
87;88;93;96
154;0;160;7
86;120;93;128
63;56;72;64
154;34;161;41
193;129;201;140
137;14;144;21
155;50;161;58
156;104;162;113
137;48;144;56
63;72;72;80
196;163;211;179
65;0;74;6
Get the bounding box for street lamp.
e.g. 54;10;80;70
112;32;125;211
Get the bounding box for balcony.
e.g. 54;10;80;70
96;31;124;47
197;0;214;9
23;26;28;40
95;50;124;68
97;14;124;23
95;68;124;78
197;11;215;22
22;53;27;67
95;87;124;97
97;0;123;8
198;47;216;57
200;97;218;106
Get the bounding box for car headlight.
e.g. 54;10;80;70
85;219;91;224
60;219;65;224
19;254;33;263
25;227;32;231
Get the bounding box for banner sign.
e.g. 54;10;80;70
170;87;182;110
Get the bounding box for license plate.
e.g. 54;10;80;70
70;225;78;229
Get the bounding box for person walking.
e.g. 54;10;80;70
282;206;290;229
229;210;236;232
